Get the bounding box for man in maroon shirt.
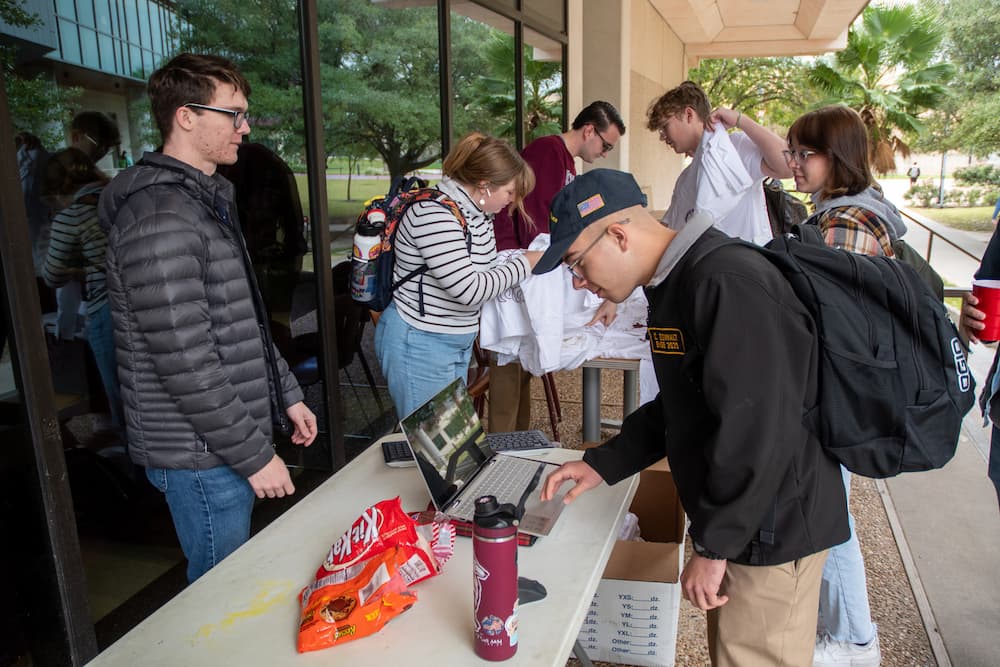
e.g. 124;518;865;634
489;101;625;433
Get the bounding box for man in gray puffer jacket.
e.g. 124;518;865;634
101;53;317;582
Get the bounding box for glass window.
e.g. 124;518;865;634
129;45;142;77
96;0;113;33
80;28;100;68
142;48;153;77
137;1;151;45
77;0;96;28
99;33;115;72
149;3;162;51
124;0;139;43
450;8;516;142
55;0;78;20
58;19;82;64
523;28;563;142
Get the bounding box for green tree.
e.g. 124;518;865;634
2;0;81;145
468;32;562;143
934;0;1000;157
807;3;955;174
689;56;818;130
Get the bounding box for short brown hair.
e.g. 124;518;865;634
787;105;874;200
646;81;711;132
147;53;251;143
443;132;536;225
571;101;626;135
42;148;108;197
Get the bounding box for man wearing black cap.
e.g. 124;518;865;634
538;169;848;666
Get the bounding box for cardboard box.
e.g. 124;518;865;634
576;458;685;667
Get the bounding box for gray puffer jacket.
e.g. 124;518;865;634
101;152;303;477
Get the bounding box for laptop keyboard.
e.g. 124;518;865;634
382;430;555;467
485;430;556;452
451;456;547;521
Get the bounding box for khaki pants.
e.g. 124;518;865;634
487;358;532;432
707;550;828;667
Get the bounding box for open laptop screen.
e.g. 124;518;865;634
399;377;494;510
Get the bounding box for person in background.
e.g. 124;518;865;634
41;148;122;435
907;162;921;187
70;111;120;169
991;194;1000;227
537;169;848;667
217;142;308;315
959;223;1000;509
16;132;51;278
101;53;317;582
46;112;122;342
647;81;791;246
488;101;625;433
787;104;898;667
374;132;542;418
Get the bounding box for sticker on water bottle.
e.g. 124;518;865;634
505;610;518;646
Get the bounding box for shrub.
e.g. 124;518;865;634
954;164;1000;186
905;184;938;207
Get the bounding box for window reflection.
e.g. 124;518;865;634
451;9;516;141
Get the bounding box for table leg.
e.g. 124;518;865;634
573;640;596;667
623;368;638;417
582;366;601;443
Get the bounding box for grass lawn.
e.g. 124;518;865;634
907;206;995;232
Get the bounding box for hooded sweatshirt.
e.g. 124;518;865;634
812;186;907;241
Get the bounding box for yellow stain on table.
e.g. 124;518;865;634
195;580;296;640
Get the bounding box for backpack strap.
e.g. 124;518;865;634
393;188;470;317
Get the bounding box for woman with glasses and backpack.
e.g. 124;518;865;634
374;132;542;418
786;104;906;667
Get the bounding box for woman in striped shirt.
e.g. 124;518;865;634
42;147;123;433
375;132;542;417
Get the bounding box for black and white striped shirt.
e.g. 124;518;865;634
392;177;530;334
43;182;109;316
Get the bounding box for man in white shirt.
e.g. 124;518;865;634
649;81;791;245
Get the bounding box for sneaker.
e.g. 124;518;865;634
813;632;881;667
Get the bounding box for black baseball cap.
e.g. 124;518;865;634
533;168;647;274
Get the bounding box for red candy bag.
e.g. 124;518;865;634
297;546;417;652
316;497;440;586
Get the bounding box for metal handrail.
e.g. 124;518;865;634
898;208;983;265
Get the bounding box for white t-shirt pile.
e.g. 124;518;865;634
480;234;657;403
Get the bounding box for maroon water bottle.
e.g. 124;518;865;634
473;495;519;660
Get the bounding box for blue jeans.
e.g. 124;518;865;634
374;302;477;418
145;466;255;583
86;302;123;430
817;466;877;644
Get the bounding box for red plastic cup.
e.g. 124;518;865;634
972;279;1000;341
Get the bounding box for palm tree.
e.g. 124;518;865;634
470;33;562;144
808;4;955;174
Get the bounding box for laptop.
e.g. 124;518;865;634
399;377;566;536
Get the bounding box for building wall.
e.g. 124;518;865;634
628;0;685;213
572;0;685;212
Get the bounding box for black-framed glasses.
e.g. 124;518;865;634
593;125;614;153
184;103;250;129
782;148;819;165
564;219;629;280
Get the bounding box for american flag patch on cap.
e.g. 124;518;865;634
577;194;605;217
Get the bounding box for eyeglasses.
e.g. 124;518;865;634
564;219;629;280
593;125;614;153
184;103;251;129
782;148;819;165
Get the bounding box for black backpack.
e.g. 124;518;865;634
355;177;468;314
763;177;809;238
694;225;975;478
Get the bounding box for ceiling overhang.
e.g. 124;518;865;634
647;0;868;68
